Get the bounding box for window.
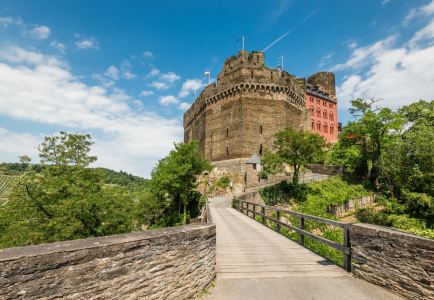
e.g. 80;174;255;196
323;122;328;133
253;164;256;169
210;148;212;159
271;72;273;80
323;110;327;119
310;106;314;116
251;71;253;78
329;104;333;109
317;99;320;105
259;144;263;156
317;121;321;131
323;101;327;107
226;146;229;156
260;124;263;134
329;113;334;121
227;128;229;137
316;108;321;117
311;119;315;130
330;125;334;135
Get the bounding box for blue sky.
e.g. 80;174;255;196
1;0;434;178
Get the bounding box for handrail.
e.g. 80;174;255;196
233;199;352;271
205;198;213;223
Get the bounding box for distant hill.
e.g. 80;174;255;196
0;163;148;191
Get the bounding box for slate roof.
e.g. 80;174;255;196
246;153;261;164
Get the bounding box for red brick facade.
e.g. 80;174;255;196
306;83;338;143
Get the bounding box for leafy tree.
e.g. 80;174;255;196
261;127;330;185
0;132;137;248
148;140;213;225
340;97;404;183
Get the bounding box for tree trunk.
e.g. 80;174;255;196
292;165;299;185
183;202;187;225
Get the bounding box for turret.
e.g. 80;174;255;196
307;72;336;97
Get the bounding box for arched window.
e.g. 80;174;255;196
329;112;334;121
316;108;321;117
323;122;328;133
323;110;327;119
310;106;314;116
330;125;334;135
311;119;315;130
317;121;321;131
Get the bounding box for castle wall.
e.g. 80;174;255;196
307;72;336;96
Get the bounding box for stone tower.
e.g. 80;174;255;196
183;50;310;167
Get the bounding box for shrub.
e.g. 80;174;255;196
216;176;230;189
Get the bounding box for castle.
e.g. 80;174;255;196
183;50;338;175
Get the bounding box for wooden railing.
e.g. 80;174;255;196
233;199;352;271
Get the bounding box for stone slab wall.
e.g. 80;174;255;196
328;195;375;215
350;223;434;300
307;164;343;176
0;224;216;300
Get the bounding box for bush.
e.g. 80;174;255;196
216;176;230;189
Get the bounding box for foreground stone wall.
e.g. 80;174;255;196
307;164;343;176
350;223;434;300
0;224;216;300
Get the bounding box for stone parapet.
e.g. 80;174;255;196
307;164;343;176
350;223;434;300
0;224;216;300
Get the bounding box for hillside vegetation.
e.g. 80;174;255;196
0;175;20;199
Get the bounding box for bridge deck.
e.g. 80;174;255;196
209;197;348;279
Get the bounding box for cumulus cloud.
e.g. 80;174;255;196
140;90;154;97
50;41;66;54
75;36;100;50
159;72;180;83
143;51;153;58
178;79;205;98
147;68;160;77
0;46;183;177
0;16;23;28
28;25;50;39
178;102;191;110
104;65;119;80
148;81;169;90
335;18;434;109
159;95;179;106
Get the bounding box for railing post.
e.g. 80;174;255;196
343;227;351;272
299;217;304;246
261;207;265;225
253;204;256;220
276;211;280;233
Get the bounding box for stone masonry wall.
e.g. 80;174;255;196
0;224;216;300
308;164;343;176
350;223;434;300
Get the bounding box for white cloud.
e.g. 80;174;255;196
148;68;160;77
29;25;50;39
403;8;417;26
104;65;119;80
178;102;191;110
178;78;205;98
0;46;183;177
0;16;23;28
75;36;100;50
140;90;154;97
50;41;66;54
143;51;153;58
122;70;137;79
347;42;357;49
159;95;179;106
409;20;434;48
336;22;434;109
159;72;180;83
331;34;398;71
148;81;169;90
382;0;391;4
421;0;434;15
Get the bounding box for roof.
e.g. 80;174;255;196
306;83;337;103
246;153;261;164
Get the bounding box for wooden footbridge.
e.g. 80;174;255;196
202;196;403;300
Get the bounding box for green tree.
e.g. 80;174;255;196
148;140;213;225
0;132;137;248
261;127;330;185
340;97;404;183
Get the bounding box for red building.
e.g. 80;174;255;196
306;83;338;143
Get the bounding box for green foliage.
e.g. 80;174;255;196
216;176;230;189
99;168;148;192
0;132;139;248
0;175;19;198
326;142;360;171
261;127;330;185
148;140;213;226
258;170;268;179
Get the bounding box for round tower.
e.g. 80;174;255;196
307;72;336;96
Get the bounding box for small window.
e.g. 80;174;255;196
259;144;263;156
226;146;229;156
323;110;327;119
226;128;229;137
312;120;315;130
317;121;321;131
253;164;256;169
260;124;263;134
329;113;334;121
210;148;212;159
323;123;328;133
316;108;321;117
271;72;273;80
251;71;253;79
